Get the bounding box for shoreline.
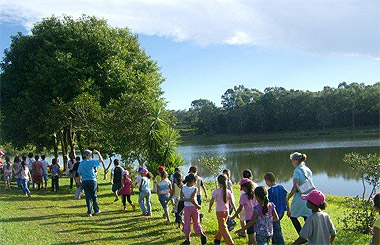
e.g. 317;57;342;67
179;127;380;146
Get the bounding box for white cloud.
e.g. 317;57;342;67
0;0;379;58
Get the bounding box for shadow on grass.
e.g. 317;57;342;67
0;213;81;223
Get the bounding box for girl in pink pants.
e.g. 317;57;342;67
181;173;207;245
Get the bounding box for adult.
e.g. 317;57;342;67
110;159;124;202
286;152;313;234
77;149;104;217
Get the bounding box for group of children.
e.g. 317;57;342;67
109;164;339;245
0;153;68;196
3;149;380;245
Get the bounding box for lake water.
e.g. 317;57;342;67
177;137;380;197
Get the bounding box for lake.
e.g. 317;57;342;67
177;137;380;197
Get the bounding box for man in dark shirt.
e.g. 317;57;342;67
110;159;124;202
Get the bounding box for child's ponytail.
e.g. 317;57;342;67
255;186;269;215
243;181;255;200
217;174;228;203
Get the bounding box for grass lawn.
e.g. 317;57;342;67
0;175;371;244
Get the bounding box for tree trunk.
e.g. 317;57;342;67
77;132;84;159
59;130;68;171
103;156;112;180
68;129;76;158
52;134;59;159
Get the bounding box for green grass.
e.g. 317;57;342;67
180;127;380;145
0;176;371;244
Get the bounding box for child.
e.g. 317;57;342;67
154;166;165;193
3;156;12;190
209;174;236;245
41;155;49;189
32;155;44;190
13;156;22;189
27;152;35;189
120;170;136;211
20;160;32;197
238;169;257;237
157;170;172;224
237;186;279;245
138;168;153;216
223;168;237;231
111;159;124;202
168;171;184;228
231;178;259;245
181;173;207;245
73;156;84;199
371;193;380;245
293;190;337;244
264;172;288;245
50;158;60;192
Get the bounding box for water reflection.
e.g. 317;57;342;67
178;139;380;197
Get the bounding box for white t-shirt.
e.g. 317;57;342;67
28;158;35;170
41;160;49;174
182;185;197;206
196;176;203;195
21;167;30;180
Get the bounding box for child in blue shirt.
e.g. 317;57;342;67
264;172;288;245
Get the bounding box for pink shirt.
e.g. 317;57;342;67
120;178;132;195
212;188;234;212
240;193;259;220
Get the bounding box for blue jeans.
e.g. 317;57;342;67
21;179;31;195
139;190;151;215
16;178;22;188
159;194;169;211
82;180;99;215
272;219;285;244
256;234;271;245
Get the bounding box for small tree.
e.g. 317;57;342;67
342;153;380;234
197;156;225;188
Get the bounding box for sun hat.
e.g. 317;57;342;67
301;190;325;206
158;166;165;173
83;149;92;157
123;170;129;176
139;168;148;175
290;152;302;161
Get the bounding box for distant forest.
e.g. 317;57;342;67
173;82;380;135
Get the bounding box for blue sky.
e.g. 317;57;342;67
1;1;379;110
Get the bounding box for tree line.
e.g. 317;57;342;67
0;15;182;175
174;83;380;135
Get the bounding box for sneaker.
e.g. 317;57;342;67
87;214;92;217
201;234;207;245
182;240;190;244
94;211;101;215
214;239;221;244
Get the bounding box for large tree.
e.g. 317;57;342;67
0;15;168;169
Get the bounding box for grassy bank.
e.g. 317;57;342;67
180;127;380;145
0;176;371;244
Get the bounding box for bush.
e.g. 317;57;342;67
341;153;380;234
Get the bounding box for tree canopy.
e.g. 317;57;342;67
175;82;380;135
1;15;181;173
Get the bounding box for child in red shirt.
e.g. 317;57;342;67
120;170;136;211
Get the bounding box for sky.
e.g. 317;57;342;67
0;0;379;110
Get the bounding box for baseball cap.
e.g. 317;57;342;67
301;190;325;206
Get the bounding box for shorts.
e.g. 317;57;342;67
112;182;122;193
159;193;170;211
246;219;254;234
4;175;11;181
43;174;48;181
